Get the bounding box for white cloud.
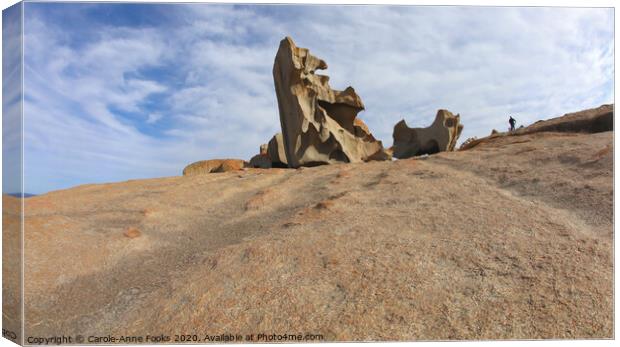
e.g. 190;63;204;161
146;112;163;124
276;6;614;140
20;4;614;193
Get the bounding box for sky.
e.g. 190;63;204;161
5;2;615;194
2;3;22;195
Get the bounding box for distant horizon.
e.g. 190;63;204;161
2;3;614;194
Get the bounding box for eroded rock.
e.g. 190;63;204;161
392;109;463;159
267;133;288;168
182;159;247;176
249;154;272;169
259;143;268;155
248;133;288;169
272;36;390;168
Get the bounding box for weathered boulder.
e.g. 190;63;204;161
392;109;464;159
267;133;288;168
248;133;287;169
249;154;272;169
272;36;390;167
259;143;268;155
182;159;247;176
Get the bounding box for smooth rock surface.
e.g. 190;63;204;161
10;108;612;341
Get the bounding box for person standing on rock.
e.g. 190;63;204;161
509;116;516;131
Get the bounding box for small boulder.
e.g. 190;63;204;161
267;133;288;167
249;154;272;169
259;143;268;155
182;159;247;176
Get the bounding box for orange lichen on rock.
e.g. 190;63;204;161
123;227;142;239
182;159;247;176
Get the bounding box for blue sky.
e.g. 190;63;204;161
2;3;22;195
10;3;616;194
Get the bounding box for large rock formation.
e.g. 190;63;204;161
272;37;390;167
183;159;246;176
392;109;463;159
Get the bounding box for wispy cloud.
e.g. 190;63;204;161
19;3;613;193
